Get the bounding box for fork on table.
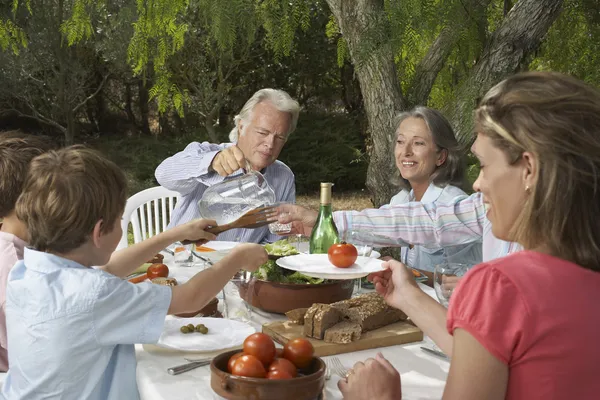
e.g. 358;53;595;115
325;356;348;380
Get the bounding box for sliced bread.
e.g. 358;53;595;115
332;292;407;332
324;321;362;344
311;306;343;339
303;304;326;337
285;308;309;325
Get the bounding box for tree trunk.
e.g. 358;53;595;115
138;79;151;135
124;82;139;134
326;0;406;207
449;0;564;143
204;104;221;143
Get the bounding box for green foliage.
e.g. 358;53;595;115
60;0;95;45
127;0;190;115
0;18;27;54
530;0;600;86
259;0;313;58
278;112;367;194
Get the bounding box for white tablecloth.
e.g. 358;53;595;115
136;259;449;400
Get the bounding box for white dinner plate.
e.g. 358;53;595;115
156;316;255;352
276;254;386;280
191;241;240;263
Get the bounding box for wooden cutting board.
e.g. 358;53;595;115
262;320;423;357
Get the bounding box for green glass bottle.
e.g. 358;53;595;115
309;182;340;254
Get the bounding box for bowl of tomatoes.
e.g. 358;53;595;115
210;333;325;400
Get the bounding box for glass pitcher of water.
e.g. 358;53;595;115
197;170;276;226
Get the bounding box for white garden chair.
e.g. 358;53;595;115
117;186;181;250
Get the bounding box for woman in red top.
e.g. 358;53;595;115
341;72;600;400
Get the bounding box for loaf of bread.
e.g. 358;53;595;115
324;321;361;344
301;293;407;343
285;308;309;325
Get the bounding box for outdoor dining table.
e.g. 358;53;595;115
135;252;449;400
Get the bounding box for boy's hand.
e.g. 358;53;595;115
177;219;218;245
229;243;268;272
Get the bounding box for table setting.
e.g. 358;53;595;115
134;243;451;400
132;175;454;399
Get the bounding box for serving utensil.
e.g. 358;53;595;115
181;206;277;245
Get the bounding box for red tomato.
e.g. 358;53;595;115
231;355;266;378
328;242;358;268
268;357;298;378
275;348;284;358
267;369;293;380
227;352;245;373
147;263;169;279
283;338;314;369
243;333;276;366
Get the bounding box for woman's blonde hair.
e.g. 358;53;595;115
475;71;600;271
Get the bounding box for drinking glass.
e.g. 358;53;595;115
341;231;374;295
222;277;252;324
433;263;472;307
197;170;276;226
268;210;292;235
173;242;194;267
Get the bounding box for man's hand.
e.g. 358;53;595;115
338;353;402;400
174;219;218;245
275;204;318;236
211;145;248;176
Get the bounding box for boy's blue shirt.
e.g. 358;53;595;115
1;248;172;400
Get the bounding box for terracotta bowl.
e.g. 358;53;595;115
211;349;325;400
237;278;354;314
174;297;219;318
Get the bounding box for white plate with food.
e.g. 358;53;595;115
294;241;381;259
191;241;240;263
156;316;255;352
275;254;386;280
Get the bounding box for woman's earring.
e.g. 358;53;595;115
525;185;531;193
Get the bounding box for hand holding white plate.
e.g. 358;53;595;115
275;254;385;280
156;316;255;352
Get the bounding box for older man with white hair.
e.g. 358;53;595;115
155;88;300;243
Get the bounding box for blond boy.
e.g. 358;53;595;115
2;146;266;399
0;132;55;372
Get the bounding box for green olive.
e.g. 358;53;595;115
187;324;194;330
180;326;191;334
197;326;209;334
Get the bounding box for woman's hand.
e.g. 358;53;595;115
368;259;421;310
175;219;218;245
338;353;402;400
274;204;317;236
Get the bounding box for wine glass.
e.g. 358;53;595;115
341;231;374;295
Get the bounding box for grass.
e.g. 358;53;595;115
296;190;374;211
